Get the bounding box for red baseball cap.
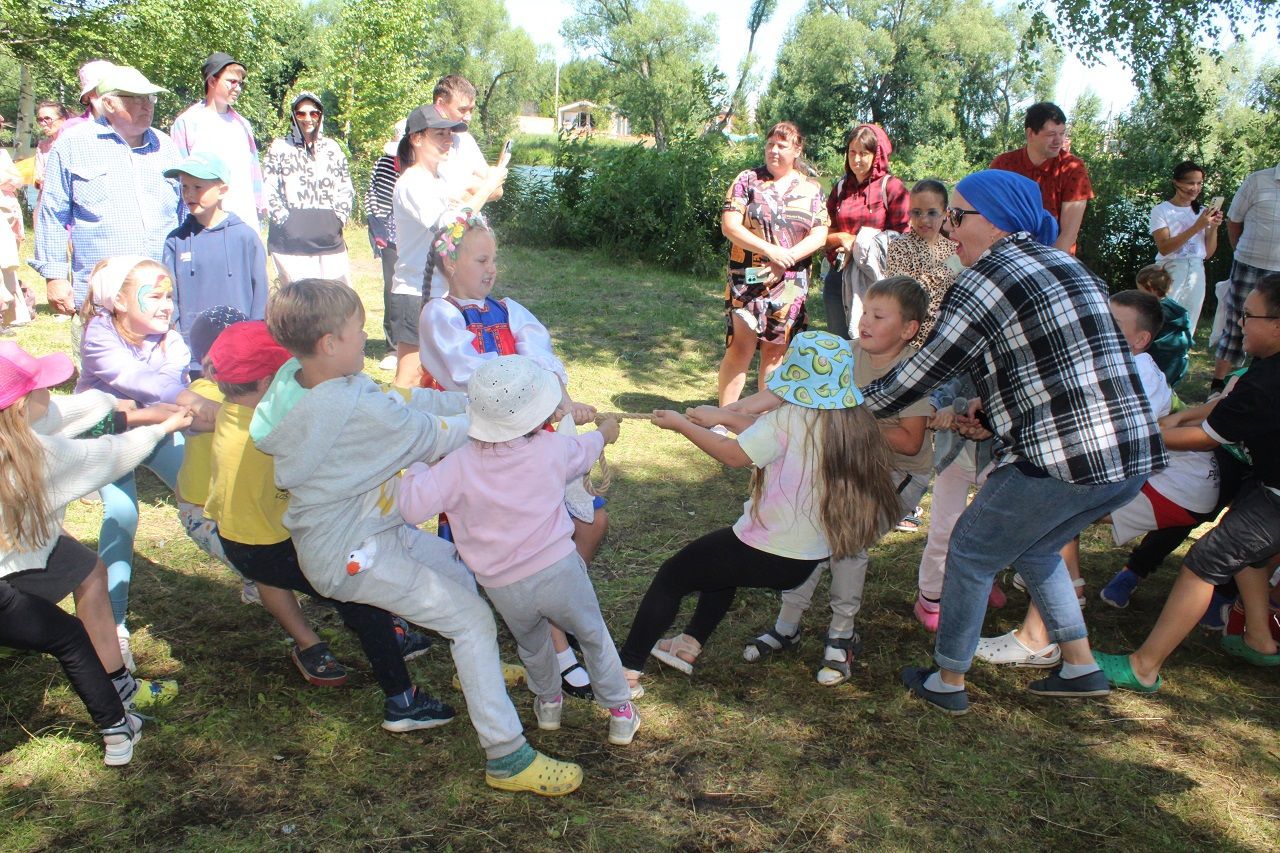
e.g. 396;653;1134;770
206;321;290;384
0;343;74;409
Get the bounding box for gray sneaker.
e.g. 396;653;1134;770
607;703;640;745
534;696;563;731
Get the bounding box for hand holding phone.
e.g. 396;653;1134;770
498;138;513;167
1208;195;1224;213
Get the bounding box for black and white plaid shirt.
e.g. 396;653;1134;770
861;233;1168;485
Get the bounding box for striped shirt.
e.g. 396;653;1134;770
364;154;399;246
860;233;1168;485
32;119;182;307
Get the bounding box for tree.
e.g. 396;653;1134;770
717;0;778;133
562;0;724;150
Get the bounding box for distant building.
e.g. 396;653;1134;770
557;101;630;138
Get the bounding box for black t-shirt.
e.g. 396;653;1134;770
1206;352;1280;489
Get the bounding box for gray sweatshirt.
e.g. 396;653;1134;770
249;359;468;596
3;391;165;578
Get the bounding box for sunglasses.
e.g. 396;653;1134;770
948;207;980;229
295;109;322;118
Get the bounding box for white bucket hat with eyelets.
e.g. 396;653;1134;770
467;355;562;443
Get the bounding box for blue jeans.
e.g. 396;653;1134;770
934;463;1145;673
821;264;849;340
102;432;184;626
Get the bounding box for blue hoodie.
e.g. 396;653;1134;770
163;210;268;363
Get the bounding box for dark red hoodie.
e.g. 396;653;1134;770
824;123;910;262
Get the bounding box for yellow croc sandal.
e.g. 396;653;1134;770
486;751;583;797
452;662;529;691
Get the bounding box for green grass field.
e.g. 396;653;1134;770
2;230;1277;852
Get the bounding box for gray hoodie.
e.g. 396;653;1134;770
250;359;468;596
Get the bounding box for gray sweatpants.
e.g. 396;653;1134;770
484;552;632;709
778;471;930;637
326;524;525;761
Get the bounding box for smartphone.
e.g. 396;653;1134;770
1208;195;1224;213
503;139;513;156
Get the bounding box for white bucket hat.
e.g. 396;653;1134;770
467;355;562;442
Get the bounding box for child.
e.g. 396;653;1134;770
249;279;582;796
884;179;960;348
981;289;1222;666
618;331;901;691
418;209;604;699
0;342;190;764
1136;263;1193;389
400;355;639;745
76;257;190;670
162;152;269;372
742;277;934;686
206;320;437;697
1097;272;1280;688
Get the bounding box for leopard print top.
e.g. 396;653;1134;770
885;232;960;347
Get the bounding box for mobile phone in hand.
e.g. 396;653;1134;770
1208;196;1224;213
503;139;514;156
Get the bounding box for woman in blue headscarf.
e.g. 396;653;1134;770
856;169;1166;716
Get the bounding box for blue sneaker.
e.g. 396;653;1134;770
392;617;434;662
1198;591;1233;633
1027;666;1111;698
381;688;456;733
900;666;969;716
1100;567;1140;609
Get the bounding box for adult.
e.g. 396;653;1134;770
1212;161;1280;393
718;121;829;407
366;120;404;371
1149;160;1221;336
61;60;117;135
0;125;31;328
388;105;503;388
990;102;1093;255
262;92;354;284
32;66;182;315
169;52;264;232
33;101;72;192
858;170;1165;715
433;75;508;201
822;123;909;339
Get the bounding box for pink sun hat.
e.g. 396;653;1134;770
0;343;75;409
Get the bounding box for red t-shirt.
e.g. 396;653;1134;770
990;148;1094;252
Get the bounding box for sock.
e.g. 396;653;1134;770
541;692;563;706
387;686;416;710
774;619;799;638
486;742;536;778
110;669;138;703
609;702;633;719
923;671;963;693
557;648;590;687
824;634;853;664
1059;661;1100;679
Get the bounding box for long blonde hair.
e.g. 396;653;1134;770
0;398;53;552
749;404;900;560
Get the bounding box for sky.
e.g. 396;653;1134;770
503;0;1278;120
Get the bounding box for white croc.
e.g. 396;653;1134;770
974;630;1061;668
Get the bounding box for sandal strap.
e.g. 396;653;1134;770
824;633;863;654
750;628;798;654
560;662;588;679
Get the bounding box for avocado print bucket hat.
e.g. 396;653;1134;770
765;330;863;409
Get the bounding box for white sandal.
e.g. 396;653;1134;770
650;634;701;675
974;630;1061;668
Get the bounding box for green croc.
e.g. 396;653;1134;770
1221;634;1280;667
1093;651;1162;693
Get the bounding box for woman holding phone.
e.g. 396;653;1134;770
717;122;829;409
1149;160;1222;335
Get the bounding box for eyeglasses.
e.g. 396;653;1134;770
112;94;158;105
910;209;944;220
1241;311;1279;322
295;109;322;118
948;207;980;229
36;116;59;125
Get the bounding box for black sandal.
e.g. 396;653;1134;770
742;628;800;662
816;633;863;686
560;663;594;701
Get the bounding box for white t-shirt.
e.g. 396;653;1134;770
1149;201;1205;261
733;406;829;560
171;103;261;231
1132;351;1217;514
391;167;454;298
438;131;488;197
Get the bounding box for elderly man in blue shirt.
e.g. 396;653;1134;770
32;66;182;315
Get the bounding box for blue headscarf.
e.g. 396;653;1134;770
955;170;1059;247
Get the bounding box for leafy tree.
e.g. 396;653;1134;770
562;0;724;150
717;0;778;133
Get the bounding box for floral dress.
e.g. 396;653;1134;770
722;167;829;346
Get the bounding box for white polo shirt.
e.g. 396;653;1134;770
1227;164;1280;271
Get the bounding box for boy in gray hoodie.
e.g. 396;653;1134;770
249;279;582;797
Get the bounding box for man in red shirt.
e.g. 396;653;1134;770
991;102;1093;255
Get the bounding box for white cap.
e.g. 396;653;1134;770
466;355;561;443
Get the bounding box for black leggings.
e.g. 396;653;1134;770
619;527;822;671
0;580;125;729
219;536;411;697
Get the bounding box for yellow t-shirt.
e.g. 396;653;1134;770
205;400;290;545
852;343;934;478
176;379;223;505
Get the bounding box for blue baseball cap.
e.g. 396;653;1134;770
164;151;230;184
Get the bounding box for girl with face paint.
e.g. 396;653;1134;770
75;257;193;673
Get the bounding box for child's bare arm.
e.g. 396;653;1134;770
878;414;928;456
1162;424;1220;452
685;405;758;434
175;389;220;433
651;409;752;468
723;389;784;415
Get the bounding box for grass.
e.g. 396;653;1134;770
3;229;1279;852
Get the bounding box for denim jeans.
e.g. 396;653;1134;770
934;463;1145;673
102;432;185;626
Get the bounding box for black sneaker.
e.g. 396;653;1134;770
381;689;456;733
900;666;969;715
393;617;434;662
1027;666;1111;698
